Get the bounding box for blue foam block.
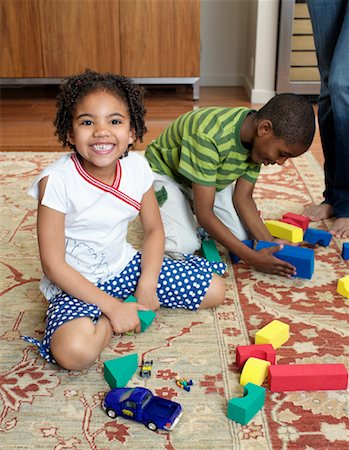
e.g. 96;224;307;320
342;243;349;260
256;241;314;279
303;228;332;247
229;239;254;264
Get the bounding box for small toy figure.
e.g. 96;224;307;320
175;376;193;392
140;359;153;378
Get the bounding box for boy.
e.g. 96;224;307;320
145;93;315;277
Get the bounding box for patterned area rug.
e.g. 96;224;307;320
1;151;348;449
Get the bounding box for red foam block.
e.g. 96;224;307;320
269;364;348;391
236;344;276;369
281;212;310;231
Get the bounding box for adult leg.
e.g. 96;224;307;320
153;173;201;255
328;0;349;237
305;0;347;225
306;0;339;219
51;316;113;370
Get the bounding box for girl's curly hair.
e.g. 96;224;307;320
54;69;147;150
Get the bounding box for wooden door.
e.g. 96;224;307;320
120;0;200;77
39;0;121;77
0;0;44;77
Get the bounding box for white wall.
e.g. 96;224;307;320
200;0;279;103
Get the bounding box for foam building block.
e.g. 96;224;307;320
255;319;289;349
227;382;266;425
240;357;271;386
264;219;303;243
256;241;314;279
337;275;349;299
269;363;348;391
229;239;254;264
201;239;221;262
124;295;156;332
342;243;349;260
236;344;276;369
281;212;310;231
104;353;138;389
303;228;333;247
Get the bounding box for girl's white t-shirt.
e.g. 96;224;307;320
29;152;154;300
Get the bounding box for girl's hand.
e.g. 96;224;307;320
134;286;160;311
254;245;296;277
105;301;146;334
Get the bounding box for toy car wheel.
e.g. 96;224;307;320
146;422;158;431
106;408;117;419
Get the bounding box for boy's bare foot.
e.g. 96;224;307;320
304;203;334;221
330;218;349;238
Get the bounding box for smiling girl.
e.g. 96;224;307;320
23;70;226;370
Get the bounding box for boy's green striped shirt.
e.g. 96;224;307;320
145;107;261;191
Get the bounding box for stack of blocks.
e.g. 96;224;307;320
227;319;348;425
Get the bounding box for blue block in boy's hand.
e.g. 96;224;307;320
303;228;332;247
255;241;314;279
229;239;254;264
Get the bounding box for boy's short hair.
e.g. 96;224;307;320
256;93;315;148
54;69;147;150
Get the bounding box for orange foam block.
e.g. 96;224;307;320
269;364;348;391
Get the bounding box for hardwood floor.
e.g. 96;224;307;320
0;84;324;165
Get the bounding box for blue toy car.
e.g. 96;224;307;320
103;387;183;431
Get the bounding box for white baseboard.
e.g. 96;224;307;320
243;76;275;104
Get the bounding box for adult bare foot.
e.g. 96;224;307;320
330;218;349;238
304;203;334;221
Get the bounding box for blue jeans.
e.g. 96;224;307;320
307;0;349;217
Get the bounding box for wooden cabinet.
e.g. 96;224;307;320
0;0;200;86
39;0;121;77
0;0;43;77
120;0;200;78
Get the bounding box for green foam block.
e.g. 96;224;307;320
124;295;156;332
227;382;266;425
104;353;138;389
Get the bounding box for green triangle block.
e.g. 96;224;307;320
201;240;221;262
227;382;266;425
104;353;138;389
124;295;156;332
138;310;156;332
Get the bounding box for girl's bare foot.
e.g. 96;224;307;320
304;203;334;221
330;218;349;238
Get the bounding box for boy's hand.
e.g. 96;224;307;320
105;301;146;334
254;245;296;277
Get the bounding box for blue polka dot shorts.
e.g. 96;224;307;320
22;252;225;363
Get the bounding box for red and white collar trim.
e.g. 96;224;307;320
71;153;141;211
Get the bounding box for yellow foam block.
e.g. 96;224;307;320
264;220;303;243
255;319;289;349
240;357;271;386
337;275;349;298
